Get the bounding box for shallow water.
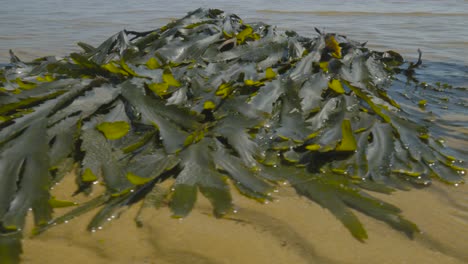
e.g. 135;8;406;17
1;0;468;263
1;0;467;64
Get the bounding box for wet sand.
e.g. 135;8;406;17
21;168;468;264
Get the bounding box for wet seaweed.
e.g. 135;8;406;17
0;8;466;263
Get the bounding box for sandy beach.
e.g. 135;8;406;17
21;169;468;264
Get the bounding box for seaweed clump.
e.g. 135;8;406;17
0;8;466;263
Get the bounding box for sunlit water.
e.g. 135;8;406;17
1;0;467;65
1;0;467;263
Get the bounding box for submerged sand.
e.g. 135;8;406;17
20;168;467;264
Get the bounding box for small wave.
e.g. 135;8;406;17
257;10;468;17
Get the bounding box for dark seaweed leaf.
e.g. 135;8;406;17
33;194;110;235
0;231;22;264
79;121;131;193
170;138;233;217
293;175;369;241
1;120;51;230
275;167;419;241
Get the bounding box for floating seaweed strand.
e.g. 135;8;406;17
0;8;466;263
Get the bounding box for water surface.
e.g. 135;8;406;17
1;1;467;263
1;0;467;64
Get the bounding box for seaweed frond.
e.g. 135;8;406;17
0;8;465;263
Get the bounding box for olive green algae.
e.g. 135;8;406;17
0;8;466;264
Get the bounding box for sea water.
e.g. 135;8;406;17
1;1;467;263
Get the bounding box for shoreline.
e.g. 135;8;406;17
21;172;468;264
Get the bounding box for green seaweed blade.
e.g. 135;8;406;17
0;9;466;262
